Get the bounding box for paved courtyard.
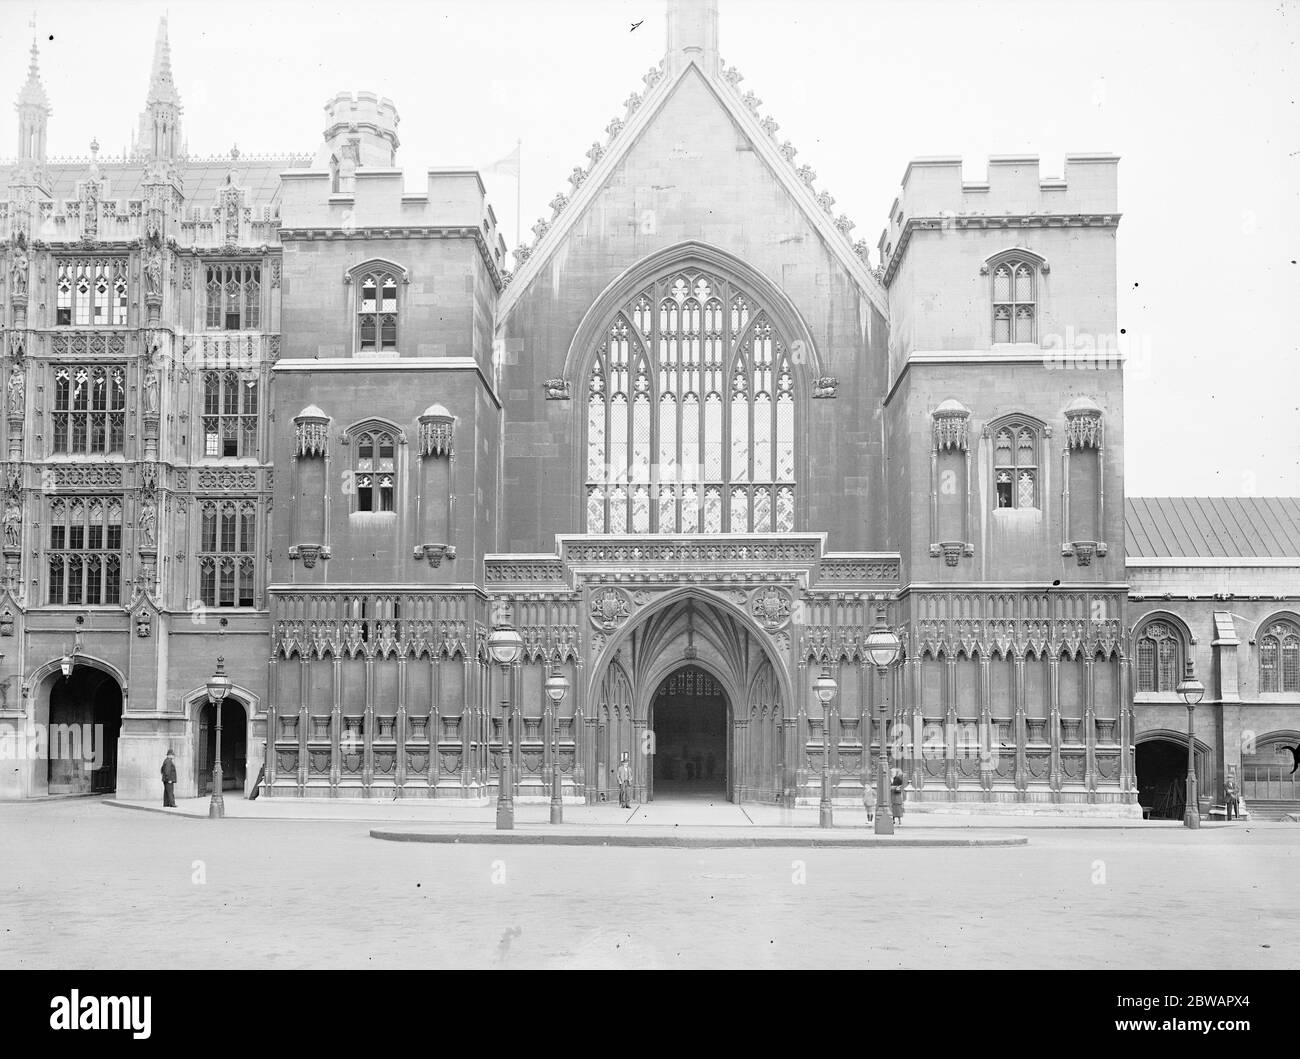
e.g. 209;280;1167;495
1;799;1295;969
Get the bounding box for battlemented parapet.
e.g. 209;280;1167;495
279;166;507;268
878;154;1119;275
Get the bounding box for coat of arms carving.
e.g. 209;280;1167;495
590;588;631;632
751;587;791;631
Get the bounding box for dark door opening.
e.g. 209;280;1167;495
47;668;122;795
197;701;247;795
1136;739;1194;819
651;666;727;798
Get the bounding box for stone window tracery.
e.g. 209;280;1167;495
204;263;261;330
1136;621;1182;693
56;259;127;326
357;269;399;353
353;429;396;512
993;419;1040;510
991;257;1037;344
586;269;797;533
199;499;256;607
47;496;122;605
1260;620;1300;693
52;364;126;454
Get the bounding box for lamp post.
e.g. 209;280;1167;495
813;666;838;828
206;655;232;819
544;665;571;824
1176;660;1205;830
487;624;523;830
864;603;903;836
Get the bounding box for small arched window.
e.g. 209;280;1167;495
1136;621;1183;693
991;257;1037;344
354;429;396;512
1260;620;1300;693
993;418;1040;510
357;270;399;353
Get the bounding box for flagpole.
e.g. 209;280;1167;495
516;138;522;254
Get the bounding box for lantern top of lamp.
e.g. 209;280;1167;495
812;665;837;704
486;623;524;665
1176;661;1204;706
544;666;571;703
863;605;902;670
206;655;233;702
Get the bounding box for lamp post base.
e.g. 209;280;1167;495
874;798;893;835
496;802;514;830
819;803;834;828
208;793;225;819
550;801;563;825
1183;808;1200;829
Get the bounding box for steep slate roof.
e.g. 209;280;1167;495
1125;497;1300;558
0;158;311;210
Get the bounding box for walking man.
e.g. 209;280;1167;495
616;752;633;809
160;748;177;807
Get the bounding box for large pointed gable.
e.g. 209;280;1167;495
497;50;888;320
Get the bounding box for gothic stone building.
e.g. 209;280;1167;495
2;4;1298;818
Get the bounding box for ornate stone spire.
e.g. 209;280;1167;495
666;0;719;77
14;36;51;171
134;16;184;162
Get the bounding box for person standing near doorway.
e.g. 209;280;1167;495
1224;767;1241;821
616;752;633;809
889;767;905;826
160;748;177;807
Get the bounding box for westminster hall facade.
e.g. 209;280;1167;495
3;3;1298;819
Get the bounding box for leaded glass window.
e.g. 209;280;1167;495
1136;621;1181;693
357;270;399;353
201;370;259;458
1260;620;1300;693
993;419;1040;510
55;259;128;326
199;499;257;607
992;258;1036;343
353;429;396;512
47;497;122;605
52;364;126;454
204;263;261;330
585;269;798;533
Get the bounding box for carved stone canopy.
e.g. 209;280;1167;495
418;405;454;458
932;399;971;452
293;406;330;457
1064;398;1103;449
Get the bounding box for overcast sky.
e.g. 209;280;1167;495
5;0;1298;497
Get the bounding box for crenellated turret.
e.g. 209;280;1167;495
313;91;400;190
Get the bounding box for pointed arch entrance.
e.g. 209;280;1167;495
587;589;791;804
649;664;728;799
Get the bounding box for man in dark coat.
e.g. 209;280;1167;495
160;749;177;807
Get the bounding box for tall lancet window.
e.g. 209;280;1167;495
585;269;797;533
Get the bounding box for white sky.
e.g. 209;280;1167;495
5;0;1298;497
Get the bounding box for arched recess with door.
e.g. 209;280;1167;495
28;654;125;797
182;682;262;798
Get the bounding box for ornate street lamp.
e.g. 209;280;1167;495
1176;660;1205;830
544;665;571;824
813;665;838;828
487;624;523;830
206;655;232;819
59;650;75;679
864;603;903;836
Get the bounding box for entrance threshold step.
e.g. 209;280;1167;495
367;826;1030;849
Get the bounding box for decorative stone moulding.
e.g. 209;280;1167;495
417;407;454;457
796;165;817;187
931;541;975;567
413;543;456;568
811;376;838;399
531;218;551;242
548;193;568;219
289;543;330;569
1062;540;1107;567
568;166;587;191
834;214;855;236
815;190;835;214
1063;399;1104;449
543;378;571;400
293;406;330;457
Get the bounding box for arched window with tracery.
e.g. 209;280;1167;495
993;418;1041;510
353;428;396;512
1260;620;1300;693
585;269;797;534
356;269;399;353
1135;620;1183;693
991;256;1037;343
